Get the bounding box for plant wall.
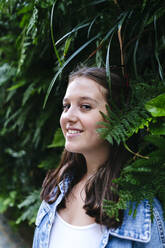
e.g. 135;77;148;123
0;0;164;230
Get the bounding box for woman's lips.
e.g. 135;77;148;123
66;129;83;137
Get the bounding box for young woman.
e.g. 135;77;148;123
33;67;165;248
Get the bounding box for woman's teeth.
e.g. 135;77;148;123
68;130;81;134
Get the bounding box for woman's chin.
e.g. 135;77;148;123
65;144;82;154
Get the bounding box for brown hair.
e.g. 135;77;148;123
41;66;130;228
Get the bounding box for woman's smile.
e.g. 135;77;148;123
66;128;83;137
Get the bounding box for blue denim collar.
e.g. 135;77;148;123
108;200;151;243
58;175;72;193
35;176;72;226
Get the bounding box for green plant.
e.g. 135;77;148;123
0;0;164;229
43;0;165;220
104;92;165;220
16;190;41;225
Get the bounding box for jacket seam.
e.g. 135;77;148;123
153;206;165;246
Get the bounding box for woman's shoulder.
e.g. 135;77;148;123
108;198;165;245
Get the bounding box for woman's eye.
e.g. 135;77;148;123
63;104;70;110
81;104;91;110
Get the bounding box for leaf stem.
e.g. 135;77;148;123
124;142;149;159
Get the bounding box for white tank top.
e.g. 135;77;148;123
49;212;106;248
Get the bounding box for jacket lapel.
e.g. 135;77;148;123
109;200;151;243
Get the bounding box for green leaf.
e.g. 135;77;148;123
22;83;35;106
7;81;25;91
0;64;16;86
48;128;65;148
145;93;165;117
154;15;164;81
17;190;41;225
5;148;26;158
50;0;62;65
17;4;33;15
87;15;99;38
0;191;17;213
44;33;100;107
106;37;113;95
55;23;90;46
63;37;72;57
150;122;165;135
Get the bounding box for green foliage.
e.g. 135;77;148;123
0;191;17;213
146;93;165;117
17;190;41;225
48;128;65;148
108;133;165;219
0;0;64;228
98;82;165;145
0;0;165;231
103;93;165;219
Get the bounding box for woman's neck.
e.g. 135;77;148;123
83;145;110;178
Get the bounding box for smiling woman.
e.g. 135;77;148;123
32;67;165;248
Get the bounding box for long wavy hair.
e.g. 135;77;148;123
41;66;131;228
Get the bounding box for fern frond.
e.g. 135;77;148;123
17;190;41;225
98;82;165;145
104;133;165;219
98;107;151;145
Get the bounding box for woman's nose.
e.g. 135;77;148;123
64;106;78;122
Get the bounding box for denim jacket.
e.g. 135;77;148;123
33;177;165;248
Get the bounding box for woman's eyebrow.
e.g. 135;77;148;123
63;96;98;104
79;96;98;103
62;98;68;103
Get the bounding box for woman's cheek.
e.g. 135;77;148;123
60;115;65;135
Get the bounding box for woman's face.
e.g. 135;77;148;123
60;76;109;155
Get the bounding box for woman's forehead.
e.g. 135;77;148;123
66;76;108;101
